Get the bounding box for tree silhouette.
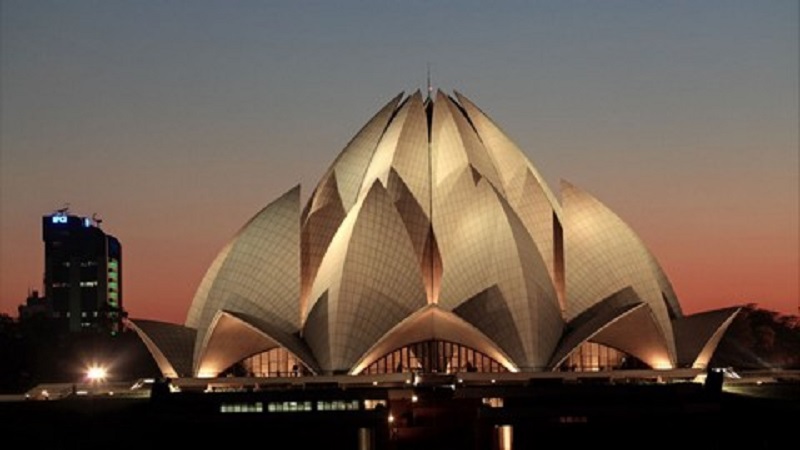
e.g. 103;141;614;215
711;304;800;369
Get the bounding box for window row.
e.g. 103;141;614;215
361;340;507;375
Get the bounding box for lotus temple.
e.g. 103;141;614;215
129;89;739;380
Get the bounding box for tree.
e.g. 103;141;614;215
711;304;800;369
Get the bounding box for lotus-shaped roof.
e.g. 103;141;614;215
132;90;738;378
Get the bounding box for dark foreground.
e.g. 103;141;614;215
1;379;797;449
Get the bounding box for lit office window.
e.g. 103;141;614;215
364;399;387;410
267;401;312;413
220;402;263;413
317;400;360;411
482;397;504;408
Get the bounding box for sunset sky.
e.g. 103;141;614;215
1;1;797;324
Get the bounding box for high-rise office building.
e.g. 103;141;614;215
42;210;123;334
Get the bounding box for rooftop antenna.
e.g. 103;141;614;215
56;203;70;214
426;62;433;100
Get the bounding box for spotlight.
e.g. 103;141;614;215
86;365;107;382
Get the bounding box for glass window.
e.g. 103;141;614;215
230;348;310;378
361;339;508;375
559;342;648;371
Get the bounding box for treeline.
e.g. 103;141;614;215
710;304;800;370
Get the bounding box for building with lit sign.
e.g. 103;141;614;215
130;90;739;379
43;210;123;334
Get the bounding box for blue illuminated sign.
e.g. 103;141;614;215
83;218;91;227
52;215;68;224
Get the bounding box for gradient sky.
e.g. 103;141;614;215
1;1;797;324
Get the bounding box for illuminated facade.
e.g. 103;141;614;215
132;90;739;378
43;210;123;334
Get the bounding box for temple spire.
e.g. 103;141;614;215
426;62;433;100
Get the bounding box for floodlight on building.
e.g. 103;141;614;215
86;365;108;382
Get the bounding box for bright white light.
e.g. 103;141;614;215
86;365;107;382
411;394;418;403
